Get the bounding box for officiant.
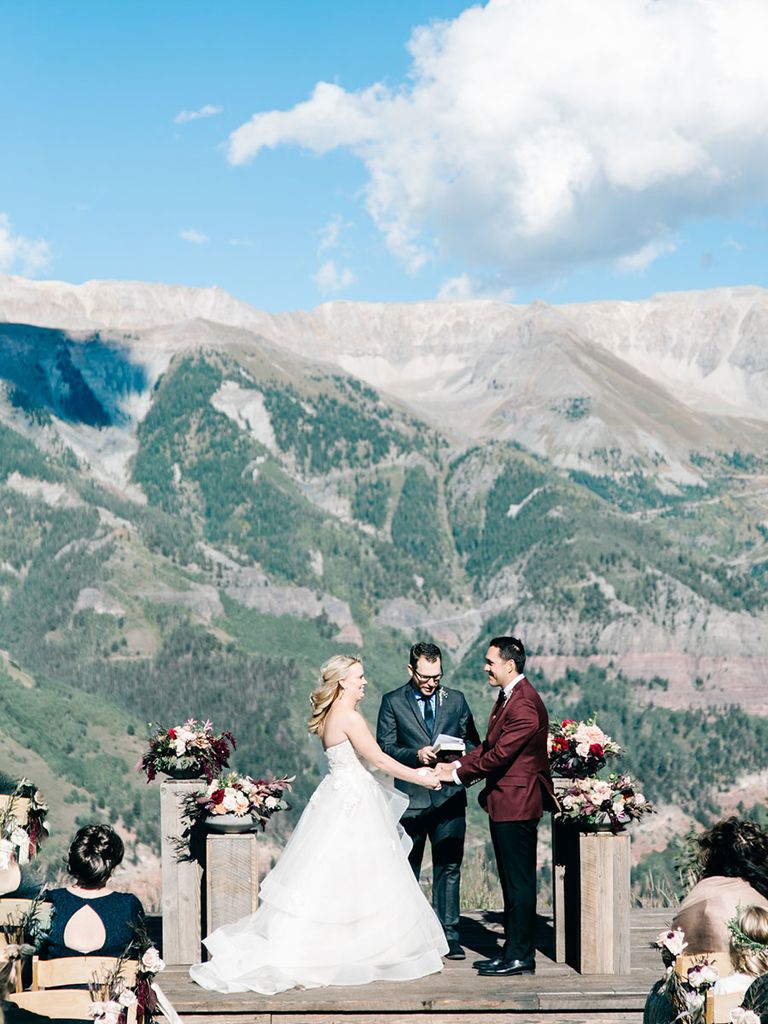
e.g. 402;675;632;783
377;641;480;960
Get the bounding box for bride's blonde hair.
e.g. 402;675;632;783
308;654;362;737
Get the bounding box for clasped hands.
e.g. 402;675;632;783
416;760;458;789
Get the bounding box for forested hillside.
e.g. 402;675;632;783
1;314;766;903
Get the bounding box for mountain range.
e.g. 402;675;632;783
0;273;766;901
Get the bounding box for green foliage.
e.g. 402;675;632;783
0;665;159;871
0;423;59;482
8;386;53;426
390;467;446;570
352;475;391;528
260;378;420;474
537;663;768;810
458;458;555;578
133;356;223;514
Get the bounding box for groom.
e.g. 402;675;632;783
377;642;479;960
436;635;554;977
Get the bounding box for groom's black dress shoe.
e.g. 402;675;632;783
444;942;466;960
477;958;536;977
473;955;503;970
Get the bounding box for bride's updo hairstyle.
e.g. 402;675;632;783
308;655;362;737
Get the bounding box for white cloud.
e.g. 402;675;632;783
616;238;678;274
318;215;350;253
179;228;208;245
227;0;768;284
314;259;356;294
0;213;51;274
175;104;223;124
437;274;515;302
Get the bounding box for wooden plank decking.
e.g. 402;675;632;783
156;906;671;1023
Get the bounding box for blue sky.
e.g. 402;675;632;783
1;0;766;311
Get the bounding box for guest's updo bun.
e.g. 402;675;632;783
67;824;124;887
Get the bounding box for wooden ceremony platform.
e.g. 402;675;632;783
156;906;670;1024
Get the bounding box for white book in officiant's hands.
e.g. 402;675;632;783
432;734;466;760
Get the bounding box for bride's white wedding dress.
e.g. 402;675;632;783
189;739;448;994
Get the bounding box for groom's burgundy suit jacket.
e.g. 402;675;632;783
456;676;555;822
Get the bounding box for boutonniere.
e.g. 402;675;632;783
437;687;448;707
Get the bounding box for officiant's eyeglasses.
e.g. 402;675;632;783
413;670;443;683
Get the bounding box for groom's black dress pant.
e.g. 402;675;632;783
403;798;466;945
490;817;539;963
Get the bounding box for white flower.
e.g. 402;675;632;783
730;1008;761;1024
88;1002;122;1024
0;838;14;871
141;946;165;973
232;791;250;816
265;796;279;809
173;726;197;755
656;929;688;956
117;988;137;1008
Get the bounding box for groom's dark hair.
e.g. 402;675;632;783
490;636;526;674
409;641;442;667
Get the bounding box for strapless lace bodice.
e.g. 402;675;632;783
325;739;368;777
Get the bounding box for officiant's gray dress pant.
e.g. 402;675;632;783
403;800;466;944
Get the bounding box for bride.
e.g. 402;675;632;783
190;655;449;994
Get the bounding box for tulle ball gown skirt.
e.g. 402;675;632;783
190;740;448;994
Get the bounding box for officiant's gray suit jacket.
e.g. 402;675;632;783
377;683;480;816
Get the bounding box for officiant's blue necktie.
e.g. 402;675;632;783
421;694;435;733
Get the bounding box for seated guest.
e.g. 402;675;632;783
740;973;768;1024
41;825;145;959
714;905;768;995
672;818;768;956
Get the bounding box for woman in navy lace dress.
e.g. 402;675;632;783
42;825;145;959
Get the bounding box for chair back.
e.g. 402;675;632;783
33;953;140;989
0;795;31;822
0;897;52;928
674;951;733;980
8;988;138;1022
705;989;746;1024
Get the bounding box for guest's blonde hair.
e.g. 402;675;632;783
730;905;768;976
308;655;362;737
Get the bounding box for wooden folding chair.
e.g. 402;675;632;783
8;988;137;1021
675;951;733;980
32;954;139;990
706;989;748;1024
0;897;35;925
0;898;52;991
0;795;31;821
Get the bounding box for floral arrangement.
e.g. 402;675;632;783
137;718;236;782
652;928;720;1024
193;771;293;828
88;938;165;1024
559;772;653;832
0;778;48;868
548;717;622;779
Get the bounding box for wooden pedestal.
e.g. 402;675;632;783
552;820;631;974
205;832;260;937
160;779;204;965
